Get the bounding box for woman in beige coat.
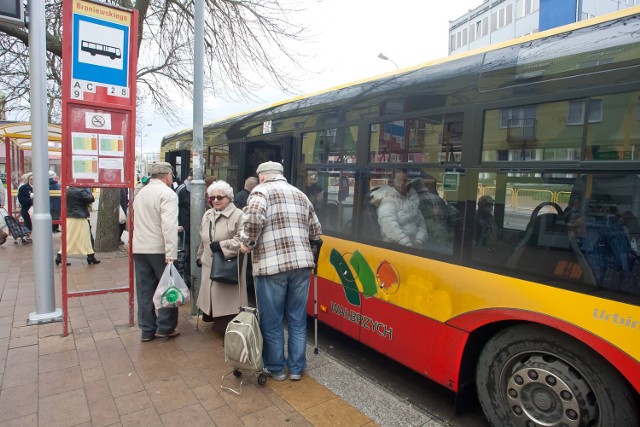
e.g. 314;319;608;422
196;180;247;333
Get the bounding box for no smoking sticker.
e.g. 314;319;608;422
85;112;112;130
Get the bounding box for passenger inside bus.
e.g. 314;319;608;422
569;202;639;294
409;174;459;252
305;170;325;221
474;195;498;248
498;174;640;297
369;169;427;248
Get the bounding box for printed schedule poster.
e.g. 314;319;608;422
99;134;125;157
71;132;99;155
98;157;124;183
72;155;99;181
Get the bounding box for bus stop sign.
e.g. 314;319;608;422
0;0;24;27
70;1;131;104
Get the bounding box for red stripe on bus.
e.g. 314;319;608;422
447;308;640;393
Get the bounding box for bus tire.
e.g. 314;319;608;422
476;324;639;427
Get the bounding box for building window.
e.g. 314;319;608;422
516;0;539;19
567;100;603;125
500;106;537;128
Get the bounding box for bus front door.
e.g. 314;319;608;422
240;136;294;187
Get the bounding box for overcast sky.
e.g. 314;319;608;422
141;0;482;152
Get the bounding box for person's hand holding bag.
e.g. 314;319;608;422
153;263;190;309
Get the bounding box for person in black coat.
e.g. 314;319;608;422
176;170;193;283
17;173;34;231
119;188;129;244
49;171;61;232
56;187;100;266
233;176;258;209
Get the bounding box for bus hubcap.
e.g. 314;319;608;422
503;354;597;427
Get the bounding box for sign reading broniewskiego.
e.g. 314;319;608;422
70;0;131;105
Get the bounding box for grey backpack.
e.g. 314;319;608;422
224;308;263;372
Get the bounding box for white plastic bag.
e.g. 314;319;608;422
153;263;191;309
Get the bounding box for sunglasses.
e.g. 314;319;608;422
209;195;226;201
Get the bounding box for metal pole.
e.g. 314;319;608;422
190;0;206;316
27;0;62;324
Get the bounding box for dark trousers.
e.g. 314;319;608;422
133;253;179;338
21;207;32;231
51;208;61;231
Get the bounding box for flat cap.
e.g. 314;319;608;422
149;162;173;175
256;161;283;175
478;195;494;205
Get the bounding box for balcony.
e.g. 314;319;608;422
507;118;537;143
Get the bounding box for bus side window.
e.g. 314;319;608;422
356;174;387;242
303;170;356;235
569;181;640;296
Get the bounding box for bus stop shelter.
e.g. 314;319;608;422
1;121;63;223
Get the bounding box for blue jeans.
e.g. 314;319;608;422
255;268;311;375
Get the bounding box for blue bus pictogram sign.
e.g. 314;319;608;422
70;1;132;101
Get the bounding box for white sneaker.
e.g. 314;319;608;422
264;369;287;381
289;373;302;381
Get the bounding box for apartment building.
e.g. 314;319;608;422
449;0;637;55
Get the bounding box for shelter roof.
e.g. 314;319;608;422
0;121;62;152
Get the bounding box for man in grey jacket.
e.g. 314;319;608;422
132;162;180;342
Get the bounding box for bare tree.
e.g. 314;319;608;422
0;0;309;123
95;187;122;252
0;0;310;250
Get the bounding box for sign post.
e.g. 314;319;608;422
61;0;138;336
27;0;62;326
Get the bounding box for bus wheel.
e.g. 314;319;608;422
476;324;639;427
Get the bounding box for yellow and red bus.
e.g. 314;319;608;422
162;7;640;426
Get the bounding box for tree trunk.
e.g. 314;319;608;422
95;188;120;252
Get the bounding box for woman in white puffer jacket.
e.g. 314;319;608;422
370;170;427;248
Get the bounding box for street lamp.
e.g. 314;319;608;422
377;53;399;70
137;123;152;177
138;123;152;155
